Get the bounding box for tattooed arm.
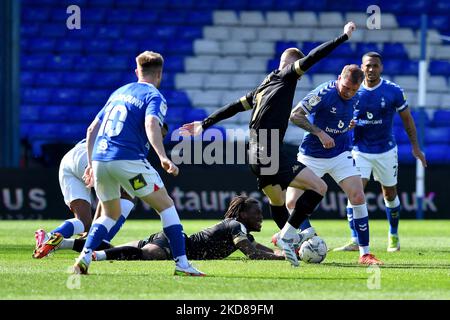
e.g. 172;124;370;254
290;105;335;149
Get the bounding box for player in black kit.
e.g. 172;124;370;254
180;23;357;266
75;196;285;261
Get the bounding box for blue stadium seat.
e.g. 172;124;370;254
164;56;185;72
355;43;380;55
382;59;404;76
178;26;203;40
60;124;88;140
317;58;350;74
65;25;97;39
331;43;354;58
52;88;81;105
169;0;195;9
274;0;303;10
97;25;122;39
36;72;62;87
185;11;212;26
430;110;450;127
47;55;76;70
28;123;61;139
429;15;449;31
40;105;72;121
139;40;166;53
162;90;191;108
165;107;187;124
22;55;48;70
383;43;408;59
393;126;410;144
396;15;420;29
21;24;39;37
91;72;122;88
57;39;83;52
21;71;34;87
166;40;193;55
133;10;159;24
20;105;41;122
160;72;175;90
99;56;130;71
431;0;450;14
81;8;106;23
159;11;187;25
403;0;429;14
81;89;111;105
222;0;249;10
194;0;221;9
430;61;450;76
29;38;55;52
141;0;168;9
401;61;419;75
377;1;404;14
397;144;416;164
411;110;430;127
106;9;132;24
110;39;140;53
425;145;450;164
22;88;53;105
115;0;141;8
84;39;112;53
41;23;67;37
248;0;274;10
301;42;323;55
184;108;208;123
22;8;51;22
153;26;178;39
425;127;450;144
267;59;280;72
301;0;327;11
87;0;114;7
122;25;153;40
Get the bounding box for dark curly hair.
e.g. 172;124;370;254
224;196;260;220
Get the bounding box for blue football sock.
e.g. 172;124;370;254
353;216;369;247
299;218;312;231
346;207;358;242
163;224;186;259
384;196;401;235
386;205;400;235
51;218;84;238
84;216;116;251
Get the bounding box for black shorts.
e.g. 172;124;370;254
250;152;306;191
138;231;189;259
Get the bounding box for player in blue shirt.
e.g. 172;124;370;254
72;51;205;276
288;65;383;265
334;52;427;252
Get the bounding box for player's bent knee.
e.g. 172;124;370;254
349;191;365;205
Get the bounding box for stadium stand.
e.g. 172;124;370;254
20;0;450;164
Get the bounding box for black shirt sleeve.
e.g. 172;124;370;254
296;33;349;73
201;90;255;130
228;220;250;245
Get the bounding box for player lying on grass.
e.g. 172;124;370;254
54;196;285;261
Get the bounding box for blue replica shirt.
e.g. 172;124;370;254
353;78;408;154
92;82;167;161
297;80;358;158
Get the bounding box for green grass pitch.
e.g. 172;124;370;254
0;219;449;300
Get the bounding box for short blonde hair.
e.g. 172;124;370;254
341;64;364;84
136;51;164;76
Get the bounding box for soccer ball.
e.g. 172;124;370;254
299;236;327;263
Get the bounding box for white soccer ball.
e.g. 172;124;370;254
299;236;327;263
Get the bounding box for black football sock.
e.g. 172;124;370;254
104;246;143;261
288;190;323;229
270;204;290;229
72;239;113;252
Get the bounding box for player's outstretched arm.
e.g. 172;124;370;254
179;96;253;136
235;239;285;260
399;109;427;168
145;115;179;176
296;22;356;73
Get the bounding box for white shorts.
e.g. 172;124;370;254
93;159;164;202
352;147;398;187
58;145;91;207
297;151;360;183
